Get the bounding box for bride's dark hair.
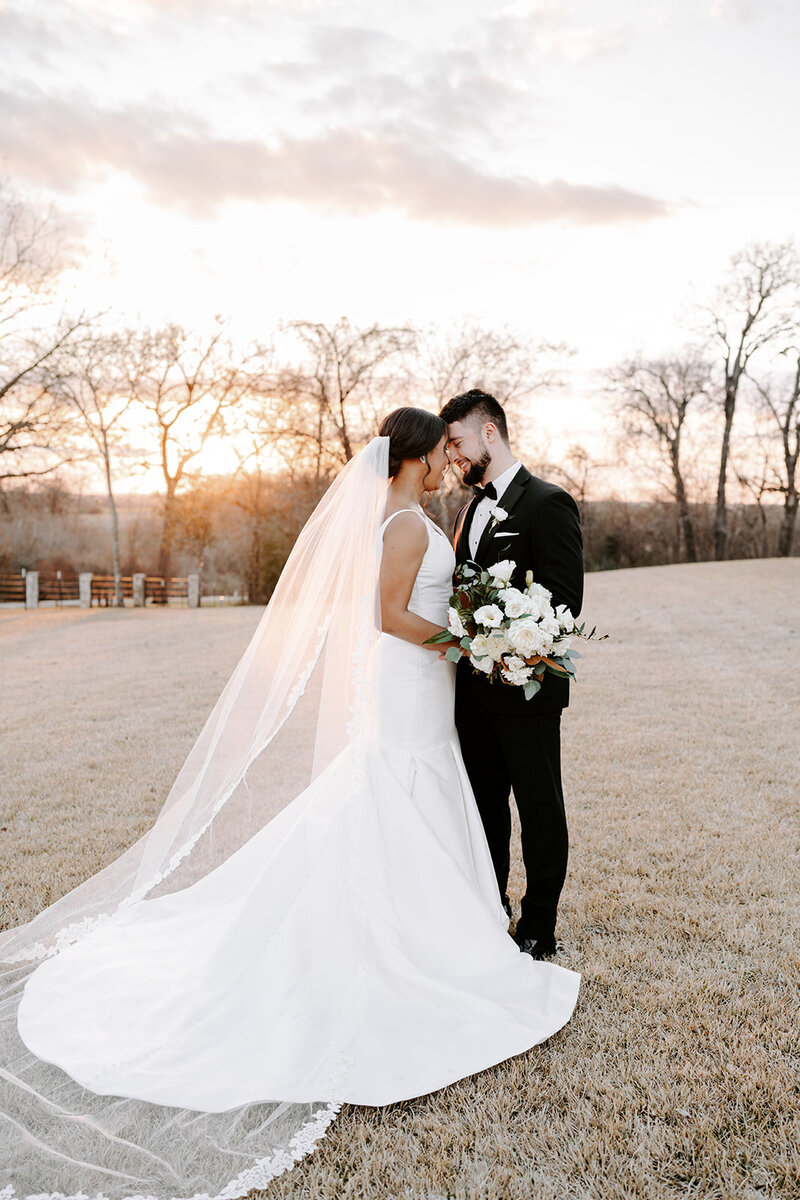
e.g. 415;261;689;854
379;407;446;480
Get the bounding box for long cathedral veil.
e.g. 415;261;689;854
0;436;391;1199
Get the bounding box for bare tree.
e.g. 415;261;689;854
50;332;138;604
135;321;258;583
0;184;86;483
231;414;295;603
607;353;710;562
276;319;416;479
749;350;800;556
701;241;800;560
558;445;594;509
422;322;565;403
732;444;773;557
0;375;79;484
420;321;569;449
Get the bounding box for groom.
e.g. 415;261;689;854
439;389;584;960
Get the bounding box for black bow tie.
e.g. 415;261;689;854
473;481;497;501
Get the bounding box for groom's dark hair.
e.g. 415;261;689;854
438;389;509;445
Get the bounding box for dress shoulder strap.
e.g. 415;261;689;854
380;507;427;535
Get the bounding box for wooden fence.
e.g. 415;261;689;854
0;571;200;608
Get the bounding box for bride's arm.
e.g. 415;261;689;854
379;513;451;650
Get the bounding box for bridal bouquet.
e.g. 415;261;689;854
425;560;603;701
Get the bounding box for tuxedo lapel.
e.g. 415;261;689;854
454;497;479;563
474;465;531;564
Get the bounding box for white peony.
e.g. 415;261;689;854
555;603;575;633
447;608;467;638
470;631;508;663
506;616;553;658
501;655;533;686
474;603;504;628
487;559;515;585
498;587;536;618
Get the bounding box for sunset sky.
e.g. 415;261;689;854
2;0;798;460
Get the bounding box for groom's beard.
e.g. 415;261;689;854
460;449;491;487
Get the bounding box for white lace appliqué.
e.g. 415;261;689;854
0;1100;340;1200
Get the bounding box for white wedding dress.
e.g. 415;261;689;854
18;508;578;1110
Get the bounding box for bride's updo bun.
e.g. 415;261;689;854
379;407;446;478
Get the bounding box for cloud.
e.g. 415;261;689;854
708;0;793;19
302;64;532;149
534;29;624;62
479;8;626;64
255;12;627;163
0;89;669;227
0;6;70;68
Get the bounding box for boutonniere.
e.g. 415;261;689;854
490;505;509;531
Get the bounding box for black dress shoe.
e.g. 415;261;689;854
514;933;556;959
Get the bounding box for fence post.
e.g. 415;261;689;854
132;573;146;607
187;574;200;608
79;573;92;608
25;571;39;609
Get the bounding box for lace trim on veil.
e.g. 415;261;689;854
0;1100;341;1200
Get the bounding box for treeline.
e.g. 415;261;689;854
1;482;789;602
1;182;798;602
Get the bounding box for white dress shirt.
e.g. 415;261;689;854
468;459;521;558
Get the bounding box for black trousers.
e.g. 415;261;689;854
455;696;568;941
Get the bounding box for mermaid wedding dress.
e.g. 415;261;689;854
1;439;579;1200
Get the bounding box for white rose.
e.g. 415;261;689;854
551;636;572;658
470;631;508;663
555;603;575;633
507;616;552;659
491;505;508;523
524;584;554;621
469;650;493;673
498;587;536;618
526;581;550;603
487;559;515;585
488;629;511;658
474;603;504;628
539;614;560;639
501;655;533;686
447;608;467;638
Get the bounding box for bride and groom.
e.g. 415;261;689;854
0;389;584;1200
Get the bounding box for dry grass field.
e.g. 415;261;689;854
1;559;798;1199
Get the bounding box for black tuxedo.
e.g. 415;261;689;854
452;465;584;941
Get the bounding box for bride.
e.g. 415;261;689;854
0;408;579;1200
